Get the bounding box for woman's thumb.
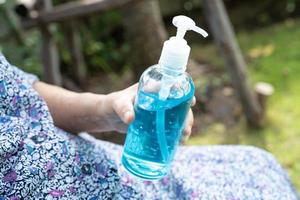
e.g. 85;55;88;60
113;98;135;124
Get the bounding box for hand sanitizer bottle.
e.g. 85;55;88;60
122;16;208;180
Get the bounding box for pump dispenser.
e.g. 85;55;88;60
158;16;208;100
159;15;208;72
122;15;208;180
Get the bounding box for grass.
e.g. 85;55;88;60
188;18;300;192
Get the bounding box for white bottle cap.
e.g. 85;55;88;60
158;15;208;72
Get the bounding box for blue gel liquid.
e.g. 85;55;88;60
122;89;193;180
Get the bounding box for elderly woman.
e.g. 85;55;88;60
0;53;299;200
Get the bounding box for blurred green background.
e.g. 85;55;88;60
1;0;300;192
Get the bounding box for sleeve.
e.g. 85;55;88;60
0;52;39;86
0;116;30;161
0;52;43;119
12;65;39;85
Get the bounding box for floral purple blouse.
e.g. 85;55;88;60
0;53;299;200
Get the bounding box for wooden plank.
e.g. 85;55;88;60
203;0;263;127
63;21;87;88
39;0;62;85
21;0;140;29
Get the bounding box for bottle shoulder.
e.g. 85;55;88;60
139;65;194;100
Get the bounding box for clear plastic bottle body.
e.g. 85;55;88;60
122;64;194;180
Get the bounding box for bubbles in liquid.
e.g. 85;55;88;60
122;90;192;180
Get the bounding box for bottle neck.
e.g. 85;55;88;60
159;63;185;76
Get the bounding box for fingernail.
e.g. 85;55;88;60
124;111;133;123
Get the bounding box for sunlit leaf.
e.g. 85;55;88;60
248;44;275;59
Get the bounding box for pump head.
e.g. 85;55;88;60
159;15;208;72
172;15;208;39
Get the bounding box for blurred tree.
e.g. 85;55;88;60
122;0;168;80
58;0;87;88
37;0;62;85
0;0;24;45
203;0;263;127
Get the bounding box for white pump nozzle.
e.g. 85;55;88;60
159;15;208;73
158;16;208;100
172;15;208;39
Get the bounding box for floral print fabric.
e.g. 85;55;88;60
0;53;299;200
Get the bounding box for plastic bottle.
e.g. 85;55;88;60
122;15;208;180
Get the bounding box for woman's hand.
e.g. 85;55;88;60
105;84;196;143
34;81;195;140
103;84;138;133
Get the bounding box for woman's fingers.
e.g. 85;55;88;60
111;84;196;136
114;102;134;124
112;97;135;124
111;84;138;125
181;109;194;144
191;96;196;107
181;97;195;143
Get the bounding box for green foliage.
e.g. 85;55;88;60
1;4;129;79
0;31;42;77
56;10;130;75
0;0;42;77
222;0;300;30
188;18;300;192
